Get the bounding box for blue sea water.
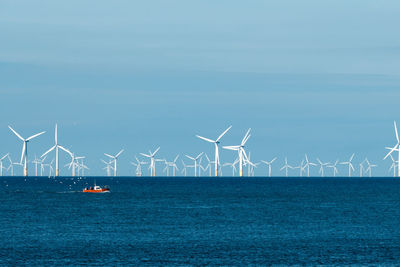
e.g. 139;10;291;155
1;176;400;266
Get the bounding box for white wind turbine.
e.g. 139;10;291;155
223;159;239;176
8;126;46;177
340;153;355;177
294;160;305;177
65;152;85;176
280;158;293;177
104;149;124;177
327;160;339;177
203;154;214;177
388;154;398;177
384;121;400;177
140;147;160;177
41;124;72;177
223;128;251;177
261;157;277;177
303;154;317;177
365;158;377;177
101;159;114;177
185;152;203;177
196;126;232;177
0;153;9;176
131;156;148;176
167;155;179;176
317;158;330;177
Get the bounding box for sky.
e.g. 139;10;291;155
1;0;400;176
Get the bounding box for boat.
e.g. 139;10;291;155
83;183;110;193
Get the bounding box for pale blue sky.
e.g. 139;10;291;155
0;1;399;176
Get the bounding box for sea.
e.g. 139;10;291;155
1;176;400;266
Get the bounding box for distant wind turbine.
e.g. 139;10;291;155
140;147;160;176
104;149;124;176
0;153;9;176
261;157;277;177
196;126;232;176
8;126;45;176
340;154;355;177
384;121;400;177
41;124;72;176
185;152;203;177
223;128;251;177
317;158;330;177
280;158;293;177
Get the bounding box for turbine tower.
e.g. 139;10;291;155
41;124;72;176
223;128;251;177
384;121;400;177
8;126;46;177
196;126;232;177
104;149;124;177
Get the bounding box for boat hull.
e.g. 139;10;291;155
82;189;110;193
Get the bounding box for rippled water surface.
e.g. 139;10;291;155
1;177;400;266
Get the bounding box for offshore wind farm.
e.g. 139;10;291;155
2;0;400;266
0;122;397;178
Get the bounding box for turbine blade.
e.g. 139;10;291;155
104;153;114;159
115;149;124;158
384;145;398;160
59;145;73;156
41;145;56;158
395;121;399;143
8;126;24;141
216;125;232;142
140;153;151;158
196;135;215;143
152;147;160;156
26;131;46;141
241;128;251;145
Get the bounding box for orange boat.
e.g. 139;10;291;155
83;184;110;193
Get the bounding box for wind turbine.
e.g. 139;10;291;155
66;152;85;176
203;154;214;177
388;154;398;177
261;157;277;177
104;149;124;176
131;156;148;176
384;121;400;177
317;158;330;177
181;160;190;177
280;158;293;177
185;152;203;177
303;154;317;177
327;160;339;177
340;154;355;177
365;158;377;177
8;126;45;176
223;159;239;176
0;153;9;176
223;128;251;177
7;155;22;176
41;124;72;176
294;160;305;177
101;159;114;177
196;126;232;176
140;147;160;176
245;151;257;177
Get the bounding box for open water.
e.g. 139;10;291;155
1;177;400;266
